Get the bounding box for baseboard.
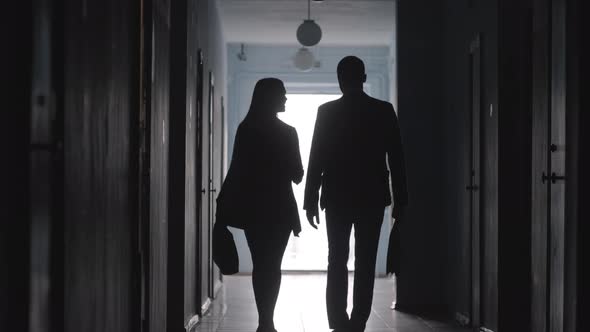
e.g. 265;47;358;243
201;298;212;315
454;312;470;326
214;279;223;297
184;314;200;332
393;302;445;318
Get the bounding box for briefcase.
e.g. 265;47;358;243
386;219;402;276
212;221;239;275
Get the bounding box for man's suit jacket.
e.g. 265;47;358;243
303;91;408;213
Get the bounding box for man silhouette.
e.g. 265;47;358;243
304;56;408;332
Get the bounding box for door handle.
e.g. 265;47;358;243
542;172;566;184
466;185;479;191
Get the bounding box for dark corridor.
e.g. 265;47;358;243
2;0;588;332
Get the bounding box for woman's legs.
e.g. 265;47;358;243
245;227;291;331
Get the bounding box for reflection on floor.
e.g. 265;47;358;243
195;274;469;332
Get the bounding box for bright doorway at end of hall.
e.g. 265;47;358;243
278;93;355;271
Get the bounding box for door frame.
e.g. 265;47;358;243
195;49;205;313
564;0;580;329
468;34;483;331
138;0;152;330
29;0;62;330
207;71;215;299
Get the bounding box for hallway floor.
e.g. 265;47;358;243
195;274;469;332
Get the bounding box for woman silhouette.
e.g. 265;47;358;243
222;78;303;332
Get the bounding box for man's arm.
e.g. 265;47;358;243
386;105;408;219
303;108;324;228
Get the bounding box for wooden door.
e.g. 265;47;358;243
63;1;141;331
531;0;551;330
531;0;569;330
549;0;568;330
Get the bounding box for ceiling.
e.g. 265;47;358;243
216;0;396;46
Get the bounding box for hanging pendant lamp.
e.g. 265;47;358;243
293;47;315;72
296;0;322;47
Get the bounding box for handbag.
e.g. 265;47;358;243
212;221;239;275
215;163;247;229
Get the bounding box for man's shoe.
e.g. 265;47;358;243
332;325;352;332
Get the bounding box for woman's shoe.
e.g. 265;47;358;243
256;325;277;332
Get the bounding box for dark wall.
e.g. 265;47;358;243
148;0;171;331
577;0;588;327
565;0;581;330
440;0;474;319
167;0;206;328
497;2;533;331
147;0;225;328
396;0;446;313
439;1;534;330
478;1;500;329
194;0;227;308
405;1;533;330
62;0;138;331
569;0;585;330
1;1;33;330
157;0;226;327
396;0;501;319
4;0;223;331
167;0;189;329
438;0;502;324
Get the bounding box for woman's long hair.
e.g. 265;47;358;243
244;78;285;122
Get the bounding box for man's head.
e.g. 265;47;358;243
337;56;367;94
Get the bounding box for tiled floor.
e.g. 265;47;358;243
195;273;469;332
